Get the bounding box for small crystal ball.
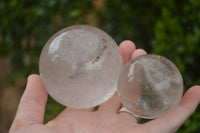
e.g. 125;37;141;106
39;25;123;108
118;54;183;119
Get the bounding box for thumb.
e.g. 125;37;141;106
11;74;48;128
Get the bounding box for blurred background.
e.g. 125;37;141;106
0;0;200;132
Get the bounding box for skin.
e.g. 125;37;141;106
9;40;200;133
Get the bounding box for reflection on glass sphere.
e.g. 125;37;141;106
39;25;123;108
118;54;183;119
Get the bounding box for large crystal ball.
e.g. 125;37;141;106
118;54;183;119
39;25;123;108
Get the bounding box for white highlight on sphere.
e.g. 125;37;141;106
39;25;123;108
118;54;183;119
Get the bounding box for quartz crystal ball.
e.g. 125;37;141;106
39;25;123;108
118;54;183;119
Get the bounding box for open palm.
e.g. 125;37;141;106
10;41;200;133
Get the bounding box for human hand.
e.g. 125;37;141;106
9;40;200;133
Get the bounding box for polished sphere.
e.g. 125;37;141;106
118;54;183;119
39;25;123;108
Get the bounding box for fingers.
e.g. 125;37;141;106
131;49;147;59
99;41;147;115
98;41;136;113
144;86;200;133
13;74;48;124
118;48;147;122
119;40;136;65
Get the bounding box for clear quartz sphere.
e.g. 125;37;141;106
118;54;183;119
39;25;123;109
